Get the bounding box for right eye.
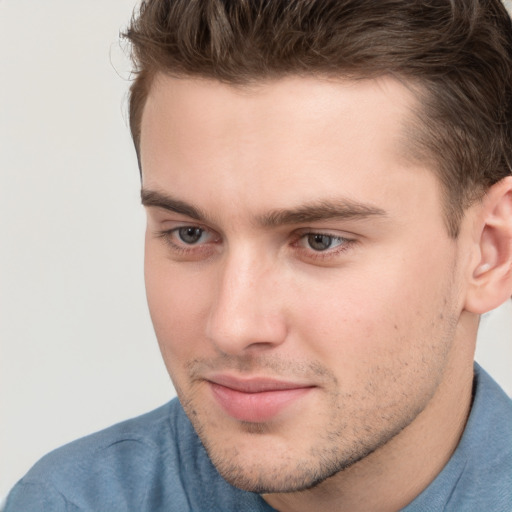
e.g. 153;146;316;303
156;224;221;261
176;226;207;245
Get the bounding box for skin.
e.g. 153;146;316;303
140;75;482;511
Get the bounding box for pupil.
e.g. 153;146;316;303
308;234;332;251
179;227;202;244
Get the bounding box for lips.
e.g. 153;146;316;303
207;375;314;423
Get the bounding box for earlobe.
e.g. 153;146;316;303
464;176;512;314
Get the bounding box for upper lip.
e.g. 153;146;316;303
206;374;314;393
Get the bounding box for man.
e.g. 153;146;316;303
6;0;512;510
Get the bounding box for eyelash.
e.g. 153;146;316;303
291;231;355;261
156;226;356;261
156;226;219;257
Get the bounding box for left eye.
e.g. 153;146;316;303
307;234;335;251
301;233;346;252
177;227;205;244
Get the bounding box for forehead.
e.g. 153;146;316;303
139;74;438;224
141;74;417;162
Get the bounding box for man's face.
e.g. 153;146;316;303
141;75;470;492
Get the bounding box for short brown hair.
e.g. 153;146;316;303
123;0;512;236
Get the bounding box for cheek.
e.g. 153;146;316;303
289;257;451;377
144;242;213;364
292;279;400;372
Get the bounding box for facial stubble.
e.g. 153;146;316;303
174;351;452;495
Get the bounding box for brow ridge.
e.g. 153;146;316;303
259;200;387;227
141;189;387;227
141;189;206;221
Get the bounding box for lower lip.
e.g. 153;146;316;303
209;382;312;423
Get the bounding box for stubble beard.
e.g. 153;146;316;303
176;361;436;495
171;293;460;495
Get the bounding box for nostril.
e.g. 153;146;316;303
206;302;287;355
205;255;287;353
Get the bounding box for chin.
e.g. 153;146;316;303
196;419;381;494
208;446;362;494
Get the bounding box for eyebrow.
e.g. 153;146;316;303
141;189;207;221
141;189;387;226
258;200;387;227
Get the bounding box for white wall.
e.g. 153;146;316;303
1;0;511;504
0;0;173;502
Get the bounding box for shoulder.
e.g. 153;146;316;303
404;364;512;512
27;399;179;479
445;365;512;510
5;399;271;512
5;399;190;511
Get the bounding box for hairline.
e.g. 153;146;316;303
133;69;476;239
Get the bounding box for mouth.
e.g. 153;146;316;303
206;375;315;423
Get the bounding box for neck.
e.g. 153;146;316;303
263;322;476;512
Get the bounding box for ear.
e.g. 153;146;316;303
464;176;512;314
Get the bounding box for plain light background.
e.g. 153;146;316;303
1;0;511;504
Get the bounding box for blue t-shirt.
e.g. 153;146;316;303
5;364;512;511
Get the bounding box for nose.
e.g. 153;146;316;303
205;248;288;355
